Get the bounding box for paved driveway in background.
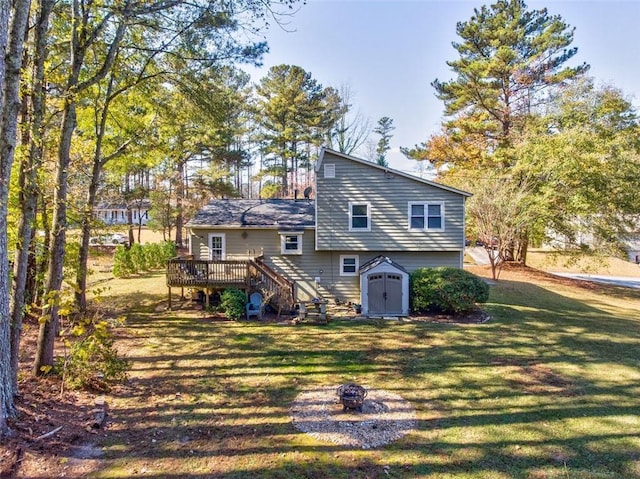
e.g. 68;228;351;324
466;246;491;265
551;273;640;290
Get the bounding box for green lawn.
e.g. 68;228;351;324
91;269;640;478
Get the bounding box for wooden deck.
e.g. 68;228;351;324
167;259;251;289
166;257;295;311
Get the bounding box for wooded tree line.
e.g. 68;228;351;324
0;0;373;436
1;0;639;434
405;0;640;278
0;0;396;435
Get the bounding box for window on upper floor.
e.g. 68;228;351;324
280;232;303;255
340;255;359;276
408;202;444;231
349;202;371;231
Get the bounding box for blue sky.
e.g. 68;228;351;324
244;1;640;174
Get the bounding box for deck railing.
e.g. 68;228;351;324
166;258;250;288
166;257;295;312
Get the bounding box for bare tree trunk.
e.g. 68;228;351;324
76;73;116;311
11;0;54;392
35;1;126;374
34;99;76;374
0;0;11;437
175;160;184;247
34;191;50;305
0;0;32;433
516;232;529;265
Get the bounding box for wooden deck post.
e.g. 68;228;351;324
168;286;172;310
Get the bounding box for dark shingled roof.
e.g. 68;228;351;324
359;255;408;274
187;199;315;228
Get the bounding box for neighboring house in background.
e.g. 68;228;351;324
94;200;150;226
183;148;471;316
545;218;640;264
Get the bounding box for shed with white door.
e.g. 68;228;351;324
359;256;409;316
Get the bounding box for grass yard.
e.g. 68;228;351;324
82;264;640;479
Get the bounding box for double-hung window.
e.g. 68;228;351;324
208;233;226;260
349;202;371;231
408;202;444;231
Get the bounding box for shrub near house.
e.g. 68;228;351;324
220;289;247;320
410;267;489;314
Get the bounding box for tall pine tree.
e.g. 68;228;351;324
432;0;588;168
255;64;341;197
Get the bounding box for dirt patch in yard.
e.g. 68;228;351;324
0;317;108;479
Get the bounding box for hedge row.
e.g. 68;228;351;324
113;241;177;278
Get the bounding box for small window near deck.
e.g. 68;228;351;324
280;232;303;255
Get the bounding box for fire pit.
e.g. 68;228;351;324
336;383;367;412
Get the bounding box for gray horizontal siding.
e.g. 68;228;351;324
316;151;466;251
189;228;328;302
189;227;461;304
307;250;462;303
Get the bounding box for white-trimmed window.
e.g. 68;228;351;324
208;233;226;260
408;202;444;231
324;163;336;178
349;202;371;231
340;255;359;276
280;232;303;255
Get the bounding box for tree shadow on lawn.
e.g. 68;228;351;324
90;277;640;478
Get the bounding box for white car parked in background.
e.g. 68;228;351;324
89;233;128;246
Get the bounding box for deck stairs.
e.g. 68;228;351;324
166;257;295;313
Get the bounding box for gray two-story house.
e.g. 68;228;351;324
179;148;471;316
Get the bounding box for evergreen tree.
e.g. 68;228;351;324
411;0;589;264
255;64;342;197
373;116;394;167
431;0;588;168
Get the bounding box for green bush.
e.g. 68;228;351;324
112;241;177;276
221;288;247;320
57;318;129;391
145;242;163;269
112;245;135;277
410;267;489;314
160;241;177;261
129;243;147;273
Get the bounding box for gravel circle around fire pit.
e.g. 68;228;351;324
290;385;417;449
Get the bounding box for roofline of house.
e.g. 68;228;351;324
315;147;473;198
186;224;316;230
